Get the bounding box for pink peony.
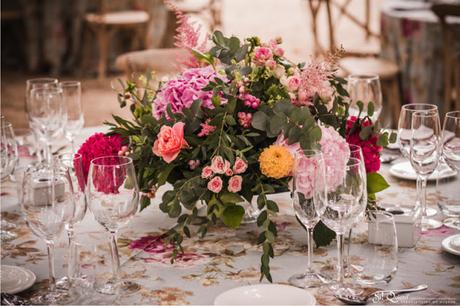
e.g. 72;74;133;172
201;166;214;179
228;175;243;193
253;47;273;65
233;157;248;174
208;176;223;193
153;66;227;119
286;76;301;92
152;122;189;163
198;119;216;137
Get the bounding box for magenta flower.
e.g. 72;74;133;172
198;119;216;137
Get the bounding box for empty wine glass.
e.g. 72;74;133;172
315;157;366;293
59;81;84;152
347;75;382;122
0;116;18;181
410;110;443;230
398;103;438;217
20;163;76;304
28;87;67;164
289;150;328;288
55;153;87;291
87;156;140;295
438;111;460;229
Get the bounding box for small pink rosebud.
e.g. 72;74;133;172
273;47;284;57
265;59;276;70
228;175;243;193
233;157;248;174
207;176;223;193
201;166;214;179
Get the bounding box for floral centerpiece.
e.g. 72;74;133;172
78;8;394;281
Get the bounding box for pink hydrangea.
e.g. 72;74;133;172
294;59;333;106
294;155;321;199
153;66;227;119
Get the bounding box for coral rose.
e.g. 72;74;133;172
208;176;223;193
228;175;243;193
152;122;188;163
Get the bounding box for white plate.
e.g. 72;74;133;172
389;161;457;181
441;234;460;256
214;284;316;305
1;265;36;294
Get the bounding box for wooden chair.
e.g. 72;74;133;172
84;0;150;80
307;0;402;125
174;0;223;31
432;3;460;114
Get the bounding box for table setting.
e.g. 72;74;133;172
1;24;460;306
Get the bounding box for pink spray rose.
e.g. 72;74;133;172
225;168;233;176
273;46;284;57
211;156;230;174
286;76;301;92
208;176;223;193
228;175;243;193
152;122;189;163
233;157;248;174
265;59;277;70
201;166;213;179
253;47;273;65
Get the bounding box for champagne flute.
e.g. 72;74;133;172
438;111;460;229
347;74;382;122
398;103;438;217
59;81;84;152
410;110;443;230
315;157;366;293
28;87;67;164
289;150;328;288
87;156;140;295
20;163;76;304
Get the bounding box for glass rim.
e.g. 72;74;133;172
57;152;82;160
347;74;379;81
294;149;323;158
369;210;395;222
401;103;438;112
412;110;439;118
59;80;81;87
29;86;63;95
347;157;362;168
348;143;362;152
26;77;58;85
445;110;460;119
90;155;133;167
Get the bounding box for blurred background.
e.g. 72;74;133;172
1;0;459;129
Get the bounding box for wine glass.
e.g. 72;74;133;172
59;81;84;152
20;163;76;304
0;116;18;181
438;111;460;229
410;110;443;230
55;153;87;290
315;157;366;293
87;156;140;295
347;74;382;122
398;103;438;217
289;150;328;288
28;87;67;164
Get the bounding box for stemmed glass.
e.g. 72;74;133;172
20;163;76;304
59;81;84;152
410;110;443;230
398;103;438;217
55;153;87;290
87;156;140;295
315;157;367;293
347;74;382;122
289;150;328;288
438;111;460;229
28;87;67;164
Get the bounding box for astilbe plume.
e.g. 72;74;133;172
165;0;208;68
295;58;334;106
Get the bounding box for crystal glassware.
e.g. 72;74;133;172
354;211;398;285
59;81;84;152
20;163;76;304
0;117;18;181
315;157;367;293
347;74;382;122
289;149;328;288
398;103;438;217
28;87;67;164
410;110;443;230
438;111;460;229
87;156;140;295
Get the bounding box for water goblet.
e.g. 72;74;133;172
0;116;18;181
59;81;84;152
289;149;328;288
347;74;382;122
87;156;140;295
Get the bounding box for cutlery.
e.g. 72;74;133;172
336;284;428;305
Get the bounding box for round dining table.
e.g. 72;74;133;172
380;0;460;110
1;126;460;305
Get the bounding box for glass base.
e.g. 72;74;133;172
0;230;17;242
97;279;140;295
425;207;437;217
30;289;74;305
421;218;443;231
56;276;71;290
288;271;330;288
443;218;460;230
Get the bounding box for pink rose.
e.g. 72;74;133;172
152;122;189;163
273;47;284;57
208;176;223;193
233;157;248;174
228;175;243;193
211;156;229;174
201;166;213;179
286;76;301;92
225;168;233;176
253;47;273;65
265;59;276;70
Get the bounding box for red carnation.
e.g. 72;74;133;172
346;116;382;173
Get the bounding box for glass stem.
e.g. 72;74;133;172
306;227;313;272
336;233;344;284
46;240;57;292
416;174;422;210
421;175;428;216
46;143;53;165
346;228;352;271
67;225;76;281
109;231;120;281
70;136;75;154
